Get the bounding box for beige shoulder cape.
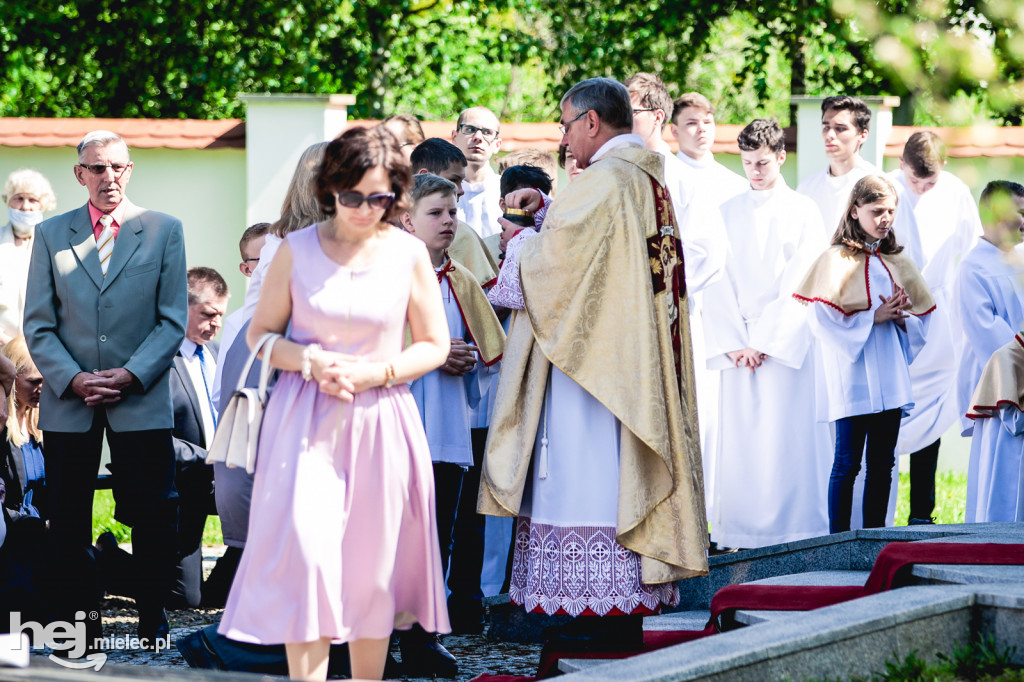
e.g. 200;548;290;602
478;143;709;584
450;221;499;287
442;256;505;366
967;333;1024;419
792;245;935;316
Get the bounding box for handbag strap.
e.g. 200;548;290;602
235;332;282;396
257;334;281;401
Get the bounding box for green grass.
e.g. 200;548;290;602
89;469;967;550
894;471;967;526
92;489;223;547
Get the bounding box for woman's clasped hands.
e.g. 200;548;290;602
310;349;382;401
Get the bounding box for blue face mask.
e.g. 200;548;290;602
9;207;44;236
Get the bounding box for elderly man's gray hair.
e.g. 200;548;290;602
77;130;130;159
559;78;633;132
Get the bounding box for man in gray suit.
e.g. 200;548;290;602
24;130;187;650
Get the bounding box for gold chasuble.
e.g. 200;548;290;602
449;220;499;288
792;244;935;316
478;144;709;584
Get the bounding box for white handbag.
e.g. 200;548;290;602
206;332;281;475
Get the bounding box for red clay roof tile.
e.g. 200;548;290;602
1;118;1022;158
0;118;245;149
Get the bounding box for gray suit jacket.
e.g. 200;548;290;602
24;200;187;433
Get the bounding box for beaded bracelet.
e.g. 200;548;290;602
383;363;396;388
301;343;322;381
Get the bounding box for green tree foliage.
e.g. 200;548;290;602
0;0;1022;124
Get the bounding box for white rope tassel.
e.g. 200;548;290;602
538;376;551;480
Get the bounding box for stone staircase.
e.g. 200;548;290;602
487;522;1024;680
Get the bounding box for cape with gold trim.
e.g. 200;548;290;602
792;244;935;316
477;143;709;584
439;255;505;366
967;333;1024;419
449;220;498;288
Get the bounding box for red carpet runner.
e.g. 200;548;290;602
471;541;1024;681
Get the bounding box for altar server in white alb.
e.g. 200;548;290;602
400;173;505;673
666;89;741;526
625;75;727;524
703;119;832;548
797;96;923;265
955;181;1024;441
794;175;933;533
888;131;982;525
964;333;1024;523
669;92;748;207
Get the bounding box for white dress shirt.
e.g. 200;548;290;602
180;338;218;444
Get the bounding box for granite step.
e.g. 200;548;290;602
644;611;711;631
733;569;871;625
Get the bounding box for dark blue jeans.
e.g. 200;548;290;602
828;409;902;533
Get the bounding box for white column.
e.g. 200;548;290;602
240;94;355;225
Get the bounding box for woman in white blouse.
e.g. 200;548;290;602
1;170;56;347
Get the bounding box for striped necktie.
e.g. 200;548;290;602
97;214;115;276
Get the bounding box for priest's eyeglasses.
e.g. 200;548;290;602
559;110;590;136
334;191;396;210
78;163;132;176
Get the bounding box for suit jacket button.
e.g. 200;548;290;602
99;335;107;342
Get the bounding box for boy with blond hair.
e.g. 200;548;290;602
889;131;983;524
400;174;505;669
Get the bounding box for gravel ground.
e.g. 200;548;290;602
32;587;542;680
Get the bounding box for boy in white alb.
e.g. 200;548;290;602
964;332;1024;522
670;92;748;207
797;96;923;264
956;181;1024;436
651;89;740;529
703;119;832;548
400;173;505;673
624;76;727;526
888;132;982;524
451;107;503;239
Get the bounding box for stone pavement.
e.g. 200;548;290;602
26;597;542;681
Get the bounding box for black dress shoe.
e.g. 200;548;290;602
399;625;458;678
176;629;226;669
138;607;170;651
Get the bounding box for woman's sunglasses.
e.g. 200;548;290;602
335;191;395;210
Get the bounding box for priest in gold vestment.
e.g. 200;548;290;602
478;78;708;649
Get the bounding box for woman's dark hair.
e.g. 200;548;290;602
831;174;903;255
315;126;412;223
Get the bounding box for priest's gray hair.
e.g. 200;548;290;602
560;78;633;132
77;130;130;160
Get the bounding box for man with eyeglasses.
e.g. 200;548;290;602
625;73;728;538
480;78;708;651
451;107;503;239
24;129;187;653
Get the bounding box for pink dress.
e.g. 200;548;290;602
219;225;450;644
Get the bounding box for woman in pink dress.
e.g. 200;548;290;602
218;126;452;681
